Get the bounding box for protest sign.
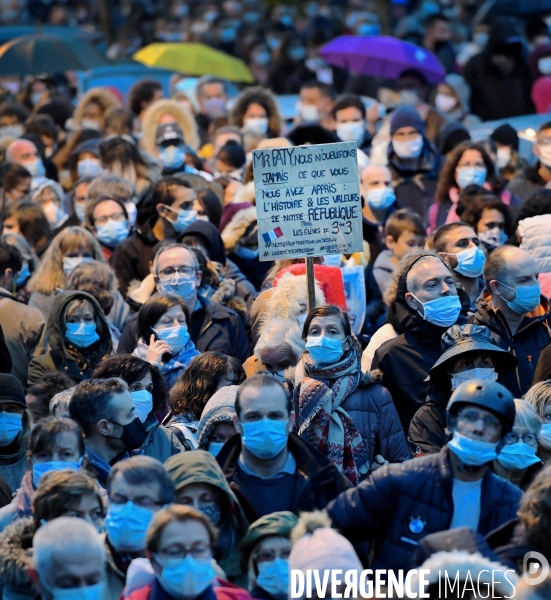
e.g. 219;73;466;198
252;142;363;262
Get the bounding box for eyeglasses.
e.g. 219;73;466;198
505;432;538;445
457;409;502;430
110;494;161;510
94;212;126;225
155;545;212;562
253;549;291;563
158;266;196;279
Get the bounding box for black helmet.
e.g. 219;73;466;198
446;379;516;436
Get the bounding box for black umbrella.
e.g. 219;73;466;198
0;34;110;76
475;0;551;20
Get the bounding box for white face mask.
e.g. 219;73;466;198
336;120;366;144
539;57;551;75
539;143;551;168
296;101;319;122
450;367;498;391
496;146;511;168
392;135;423;159
243;117;269;135
434;93;457;113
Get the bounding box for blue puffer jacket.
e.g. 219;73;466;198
326;446;521;570
339;381;410;469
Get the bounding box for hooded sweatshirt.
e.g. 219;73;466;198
28;290;112;385
164;451;250;583
197;386;238;451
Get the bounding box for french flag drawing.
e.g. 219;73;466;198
262;227;284;244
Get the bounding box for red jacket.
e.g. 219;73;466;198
126;578;252;600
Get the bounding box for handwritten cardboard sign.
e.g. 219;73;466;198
252;142;363;262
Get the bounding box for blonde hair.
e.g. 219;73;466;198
513;399;542;437
524;382;551;420
28;227;107;295
264;273;325;323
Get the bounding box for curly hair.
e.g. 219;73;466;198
434;141;496;204
229;86;282;138
460;194;514;237
169;352;246;419
518;465;551;557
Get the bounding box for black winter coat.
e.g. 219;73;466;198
112;219;160;297
372;300;462;432
327;446;522;570
387;140;443;227
463;20;534;121
217;433;351;524
408;384;448;457
533;340;551;384
117;294;251;364
469;294;551;397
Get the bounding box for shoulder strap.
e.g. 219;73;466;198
166;425;193;451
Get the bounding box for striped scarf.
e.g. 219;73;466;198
294;349;368;485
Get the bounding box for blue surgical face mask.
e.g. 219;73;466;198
446;244;486;279
448;431;499;466
74;203;86;223
25;158;45;178
497;281;541;314
16;263;30;287
95;219;129;248
131;389;153;423
32;458;82;488
411;293;461;328
455;166;487;189
357;22;380;36
305;335;345;365
234;245;259;260
168;208;198;233
106;501;155;552
155;555;216;598
42;580;104;600
497;442;540;471
208;441;225;457
243;117;269;135
450;367;497;391
366;186;396;210
257;558;290;596
159;274;197;304
65;322;100;348
154;324;190;354
241;418;289;459
77;157;102;178
160;146;185;169
0;411;23;446
478;227;508;250
62;256;93;276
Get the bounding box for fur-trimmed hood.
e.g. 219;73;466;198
0;516;34;595
196;385;238;450
233;181;256;205
140;99;199;156
221;205;257;252
410;550;518;597
264;273;325;323
73;87;122;128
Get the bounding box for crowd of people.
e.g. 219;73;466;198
2;0;551;598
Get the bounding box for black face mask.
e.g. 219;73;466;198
110;417;148;451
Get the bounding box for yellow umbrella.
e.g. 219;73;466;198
133;42;254;83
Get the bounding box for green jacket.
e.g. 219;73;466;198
165;450;249;585
141;414;183;461
28;290;112;385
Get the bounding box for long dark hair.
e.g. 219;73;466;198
137;294;191;343
92;354;169;414
435;141;495;203
169;352;245;419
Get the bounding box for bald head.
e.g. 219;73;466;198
361;164;392;193
404;255;457;311
484;245;539;291
6;139;39;165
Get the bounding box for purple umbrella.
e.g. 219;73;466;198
319;35;445;85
